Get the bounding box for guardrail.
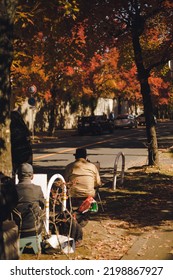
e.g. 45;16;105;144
112;152;125;190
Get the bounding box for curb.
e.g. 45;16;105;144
31;130;77;143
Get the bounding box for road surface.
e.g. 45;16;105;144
32;121;173;179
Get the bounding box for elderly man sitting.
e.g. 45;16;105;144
13;163;45;238
64;148;101;199
64;148;101;245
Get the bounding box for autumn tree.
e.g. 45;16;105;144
0;0;80;173
4;0;173;165
75;0;173;166
11;0;81;135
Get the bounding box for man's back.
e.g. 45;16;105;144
65;156;101;197
16;182;44;210
15;181;45;235
13;163;45;237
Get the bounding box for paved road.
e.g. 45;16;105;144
32;127;147;179
32;121;173;179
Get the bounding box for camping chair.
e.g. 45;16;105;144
95;186;104;212
92;161;104;212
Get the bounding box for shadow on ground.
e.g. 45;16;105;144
20;164;173;260
95;167;173;229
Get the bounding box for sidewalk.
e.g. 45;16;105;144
121;149;173;260
122;229;173;260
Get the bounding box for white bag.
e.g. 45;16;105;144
45;234;75;254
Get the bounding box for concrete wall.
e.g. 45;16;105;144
18;97;132;131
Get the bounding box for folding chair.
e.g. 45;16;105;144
95;187;104;212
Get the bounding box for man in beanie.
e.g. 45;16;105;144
65;148;101;198
13;163;45;238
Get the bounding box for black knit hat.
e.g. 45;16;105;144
73;148;87;158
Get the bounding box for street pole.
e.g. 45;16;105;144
168;60;173;78
28;85;37;141
31;107;35;140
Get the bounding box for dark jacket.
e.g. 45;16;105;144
14;179;45;237
10;110;33;172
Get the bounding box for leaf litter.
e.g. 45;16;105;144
20;161;173;260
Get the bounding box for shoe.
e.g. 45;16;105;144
75;240;83;248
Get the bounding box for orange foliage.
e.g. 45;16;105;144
12;0;173;110
66;66;75;75
149;73;170;105
44;90;52;102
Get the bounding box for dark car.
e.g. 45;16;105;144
78;115;114;135
114;114;137;129
135;113;146;126
136;113;157;126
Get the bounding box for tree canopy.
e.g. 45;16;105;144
11;0;173;107
1;0;173;176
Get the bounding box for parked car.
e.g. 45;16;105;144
114;114;137;129
135;113;146;126
78;115;114;135
136;113;157;126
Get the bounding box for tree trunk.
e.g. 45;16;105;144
132;26;159;166
48;85;58;136
0;0;18;261
118;96;122;115
141;80;159;166
48;106;57;136
0;0;18;176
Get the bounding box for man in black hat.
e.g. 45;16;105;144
64;148;101;245
64;148;101;198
